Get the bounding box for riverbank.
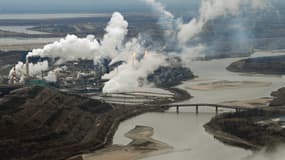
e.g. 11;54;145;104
0;86;191;160
69;87;191;160
219;97;272;109
204;108;285;151
204;87;285;151
189;80;271;91
227;55;285;75
80;126;173;160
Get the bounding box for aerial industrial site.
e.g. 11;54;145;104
1;0;285;160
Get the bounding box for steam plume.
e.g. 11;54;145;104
103;52;168;93
143;0;179;50
27;34;100;64
178;0;269;44
27;12;128;64
100;12;128;58
9;0;270;93
9;61;49;82
11;12;129;82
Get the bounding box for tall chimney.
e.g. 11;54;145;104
11;65;17;85
26;56;29;78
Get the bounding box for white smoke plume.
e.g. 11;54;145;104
9;61;49;83
27;34;100;64
110;37;145;64
143;0;268;45
44;67;62;82
178;44;206;64
9;0;270;93
44;71;57;82
27;12;128;63
143;0;174;19
100;12;129;58
103;52;168;93
178;0;269;44
142;0;180;50
142;0;269;64
11;12;129;82
9;11;160;92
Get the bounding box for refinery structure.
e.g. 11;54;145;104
7;50;154;93
2;11;196;97
9;55;110;93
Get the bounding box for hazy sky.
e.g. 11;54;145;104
0;0;282;15
0;0;199;14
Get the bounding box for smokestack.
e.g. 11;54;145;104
132;52;137;66
144;50;149;58
41;71;44;80
26;56;29;78
11;65;17;85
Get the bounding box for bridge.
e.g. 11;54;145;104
160;103;261;114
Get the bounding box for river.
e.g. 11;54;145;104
113;53;285;160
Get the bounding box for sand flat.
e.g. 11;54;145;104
219;97;273;109
189;80;272;91
82;126;173;160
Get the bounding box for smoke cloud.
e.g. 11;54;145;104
144;0;174;19
100;12;129;58
9;0;270;93
178;0;269;44
44;67;63;82
9;61;49;82
103;52;168;93
142;0;270;64
10;11;162;92
27;34;100;64
143;0;180;50
27;12;128;64
11;12;129;82
143;0;269;46
44;71;57;82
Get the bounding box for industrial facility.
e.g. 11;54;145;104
8;56;111;94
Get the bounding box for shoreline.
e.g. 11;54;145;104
0;86;190;160
81;126;173;160
204;118;262;151
189;80;272;91
204;87;285;152
204;108;285;152
67;87;191;160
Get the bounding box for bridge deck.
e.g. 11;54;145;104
162;103;260;110
160;103;263;114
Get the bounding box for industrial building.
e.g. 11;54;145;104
9;56;112;93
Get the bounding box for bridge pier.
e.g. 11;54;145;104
235;108;240;113
216;106;218;114
176;106;179;114
196;105;199;114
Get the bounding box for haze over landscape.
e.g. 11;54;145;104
0;0;200;15
1;0;285;160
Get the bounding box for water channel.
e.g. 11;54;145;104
113;53;285;160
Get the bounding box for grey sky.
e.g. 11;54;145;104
0;0;282;15
0;0;200;14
